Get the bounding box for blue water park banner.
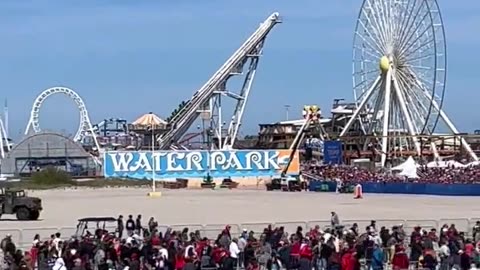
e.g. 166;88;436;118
323;140;343;164
103;149;300;179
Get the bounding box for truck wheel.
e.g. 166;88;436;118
29;210;40;220
16;207;30;221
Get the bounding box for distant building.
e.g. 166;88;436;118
258;119;330;149
1;132;97;177
257;100;360;151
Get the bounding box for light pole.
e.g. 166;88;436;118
284;105;291;121
151;124;156;193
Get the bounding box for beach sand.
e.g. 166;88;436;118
1;188;478;247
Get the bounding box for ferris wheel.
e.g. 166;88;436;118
339;0;478;166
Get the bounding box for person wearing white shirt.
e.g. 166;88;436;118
439;241;450;269
229;238;240;269
237;236;247;268
53;233;62;251
159;245;168;260
52;255;66;270
335;178;342;193
185;243;196;260
439;242;450;257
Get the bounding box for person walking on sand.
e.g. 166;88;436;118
331;212;340;228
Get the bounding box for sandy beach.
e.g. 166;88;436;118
0;188;478;247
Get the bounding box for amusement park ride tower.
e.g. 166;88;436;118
340;0;478;167
280;105;329;176
157;12;282;151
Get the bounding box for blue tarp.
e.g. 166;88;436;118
308;180;480;196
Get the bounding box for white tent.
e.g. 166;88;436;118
447;160;466;168
467;161;480;167
426;160;466;168
391;156;419;178
391;156;417;171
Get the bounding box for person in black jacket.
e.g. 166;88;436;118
135;215;142;236
117;215;124;239
126;215;135;236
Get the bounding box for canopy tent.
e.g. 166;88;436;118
131;112;167;129
426;160;466;168
391;156;417;171
467;161;480;167
391;156;419;178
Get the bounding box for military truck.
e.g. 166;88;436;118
0;188;43;220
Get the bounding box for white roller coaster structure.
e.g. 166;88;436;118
158;12;281;150
24;87;100;151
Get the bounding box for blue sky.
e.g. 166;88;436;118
1;0;480;140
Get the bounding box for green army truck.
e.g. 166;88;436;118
0;188;42;220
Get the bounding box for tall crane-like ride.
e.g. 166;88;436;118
281;105;328;177
158;12;282;150
267;105;328;192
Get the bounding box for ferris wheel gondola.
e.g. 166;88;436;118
339;0;478;166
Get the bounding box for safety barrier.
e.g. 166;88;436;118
2;217;480;250
309;180;480;196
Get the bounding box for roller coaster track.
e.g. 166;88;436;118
25;86;100;151
158;12;281;150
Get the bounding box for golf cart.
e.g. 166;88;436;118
75;217;117;238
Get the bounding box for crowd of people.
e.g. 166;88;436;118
2;214;480;270
301;163;480;184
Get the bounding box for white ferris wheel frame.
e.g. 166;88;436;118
0;117;10;160
24;87;100;150
339;0;478;166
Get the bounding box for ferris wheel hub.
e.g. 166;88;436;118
379;56;390;73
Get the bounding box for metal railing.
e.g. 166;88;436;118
2;217;480;249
